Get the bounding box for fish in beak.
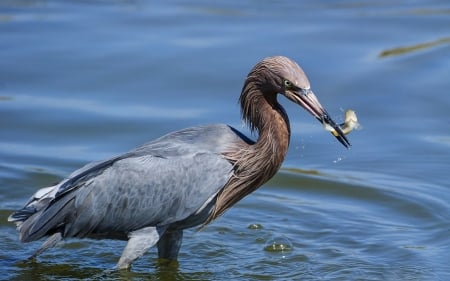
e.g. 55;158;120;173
285;88;351;148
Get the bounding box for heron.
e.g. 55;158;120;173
8;56;350;269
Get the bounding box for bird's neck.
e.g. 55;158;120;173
244;86;291;176
204;84;290;225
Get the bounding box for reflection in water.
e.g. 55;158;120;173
13;256;216;281
14;259;100;281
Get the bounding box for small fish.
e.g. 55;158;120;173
323;109;361;136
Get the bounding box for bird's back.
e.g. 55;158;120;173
9;124;250;242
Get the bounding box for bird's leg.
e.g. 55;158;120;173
157;229;183;260
116;226;166;270
29;232;62;259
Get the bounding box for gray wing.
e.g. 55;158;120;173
67;149;233;237
10;124;243;242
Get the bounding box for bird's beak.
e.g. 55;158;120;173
286;88;351;148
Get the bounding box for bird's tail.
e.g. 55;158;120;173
8;185;57;225
8;186;75;243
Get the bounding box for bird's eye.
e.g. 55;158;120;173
283;80;292;88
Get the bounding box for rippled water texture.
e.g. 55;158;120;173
1;1;449;280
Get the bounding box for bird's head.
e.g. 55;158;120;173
248;56;351;148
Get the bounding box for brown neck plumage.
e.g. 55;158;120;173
203;76;291;225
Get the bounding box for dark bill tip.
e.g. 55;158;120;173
334;126;351;149
320;114;351;149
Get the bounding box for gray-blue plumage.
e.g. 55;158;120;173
13;124;241;236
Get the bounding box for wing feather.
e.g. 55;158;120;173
10;124;241;241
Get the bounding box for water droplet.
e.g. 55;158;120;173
263;235;293;256
248;223;263;230
333;156;345;163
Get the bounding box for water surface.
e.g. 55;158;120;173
1;1;449;280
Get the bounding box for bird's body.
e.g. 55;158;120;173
9;56;350;269
22;125;240;239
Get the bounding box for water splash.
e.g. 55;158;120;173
333;156;345;163
263;235;293;259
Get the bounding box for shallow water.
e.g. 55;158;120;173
1;1;449;280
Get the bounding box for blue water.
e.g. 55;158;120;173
1;1;449;280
